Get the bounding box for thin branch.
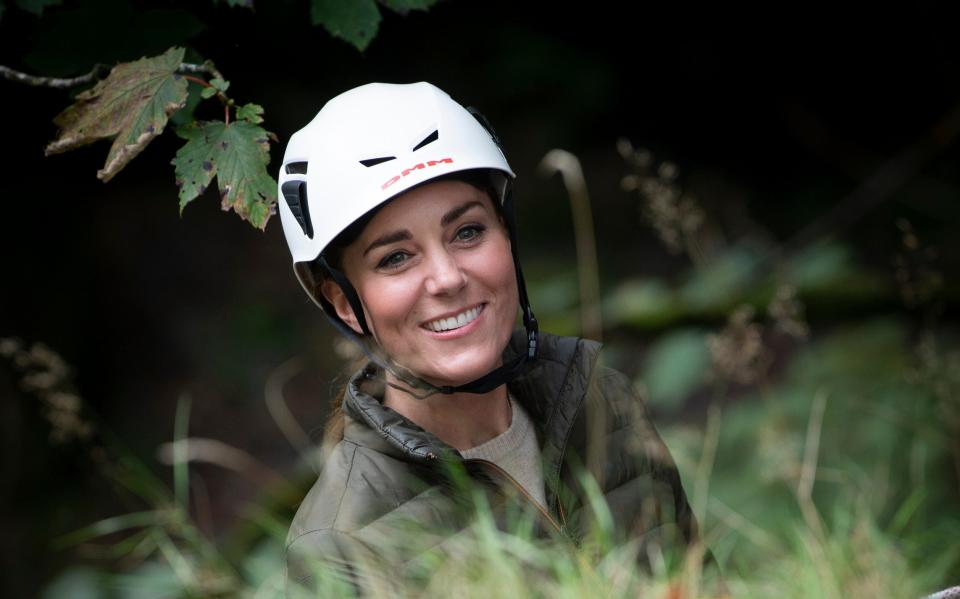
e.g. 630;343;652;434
182;74;209;88
179;60;225;83
0;64;110;89
1;61;223;90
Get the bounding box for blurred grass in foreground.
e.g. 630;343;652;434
18;315;957;598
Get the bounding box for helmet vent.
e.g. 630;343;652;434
285;162;308;175
281;181;314;239
412;129;439;151
359;156;396;167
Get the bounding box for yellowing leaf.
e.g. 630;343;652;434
172;120;276;230
45;46;188;182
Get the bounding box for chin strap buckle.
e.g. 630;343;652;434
527;320;539;360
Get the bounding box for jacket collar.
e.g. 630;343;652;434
341;331;603;469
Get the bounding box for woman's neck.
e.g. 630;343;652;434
382;376;511;452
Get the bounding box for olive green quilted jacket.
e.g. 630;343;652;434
286;332;697;594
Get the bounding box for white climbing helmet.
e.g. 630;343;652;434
277;82;515;308
276;82;538;396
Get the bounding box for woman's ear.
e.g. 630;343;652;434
320;279;365;335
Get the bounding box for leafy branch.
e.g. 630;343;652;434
1;0;442;230
2;47;276;229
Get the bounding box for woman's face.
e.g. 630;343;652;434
323;179;519;387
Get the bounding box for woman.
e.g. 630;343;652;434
277;82;698;593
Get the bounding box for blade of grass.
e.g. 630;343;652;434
173;393;191;510
54;510;163;549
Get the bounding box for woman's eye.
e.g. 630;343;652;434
455;224;485;242
378;251;408;269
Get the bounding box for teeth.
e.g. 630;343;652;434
428;306;482;332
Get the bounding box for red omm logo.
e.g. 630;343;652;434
381;158;454;190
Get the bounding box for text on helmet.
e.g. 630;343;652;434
381;158;454;190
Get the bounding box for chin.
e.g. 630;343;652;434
419;352;502;388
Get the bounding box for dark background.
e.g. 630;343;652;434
2;1;959;595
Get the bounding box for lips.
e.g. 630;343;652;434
423;304;484;333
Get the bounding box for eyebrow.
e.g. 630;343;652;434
441;200;484;227
362;230;412;257
362;200;486;257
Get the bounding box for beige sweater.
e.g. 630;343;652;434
460;394;546;508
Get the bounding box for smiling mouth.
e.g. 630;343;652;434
424;304;485;333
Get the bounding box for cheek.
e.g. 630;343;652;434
357;276;421;332
475;240;518;306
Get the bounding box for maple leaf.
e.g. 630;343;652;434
172;120;277;230
45;47;188;182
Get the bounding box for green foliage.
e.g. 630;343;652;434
237;102;265;124
172;119;276;229
209;76;230;93
6;0;443;230
44;47;188;182
14;0;61;16
663;318;959;587
310;0;382;52
310;0;439;51
169;76;204;127
640;328;710;412
29;315;959;598
679;244;758;312
41;568;103;599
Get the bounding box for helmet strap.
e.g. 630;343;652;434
317;255;371;335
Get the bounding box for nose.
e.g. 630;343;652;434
423;247;467;296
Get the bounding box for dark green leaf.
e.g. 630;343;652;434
209;76;230;92
379;0;437;13
14;0;61;16
45;47;189;182
237;103;264;124
172;120;276;229
310;0;381;51
200;85;218;99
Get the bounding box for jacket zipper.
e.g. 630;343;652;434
463;458;566;536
